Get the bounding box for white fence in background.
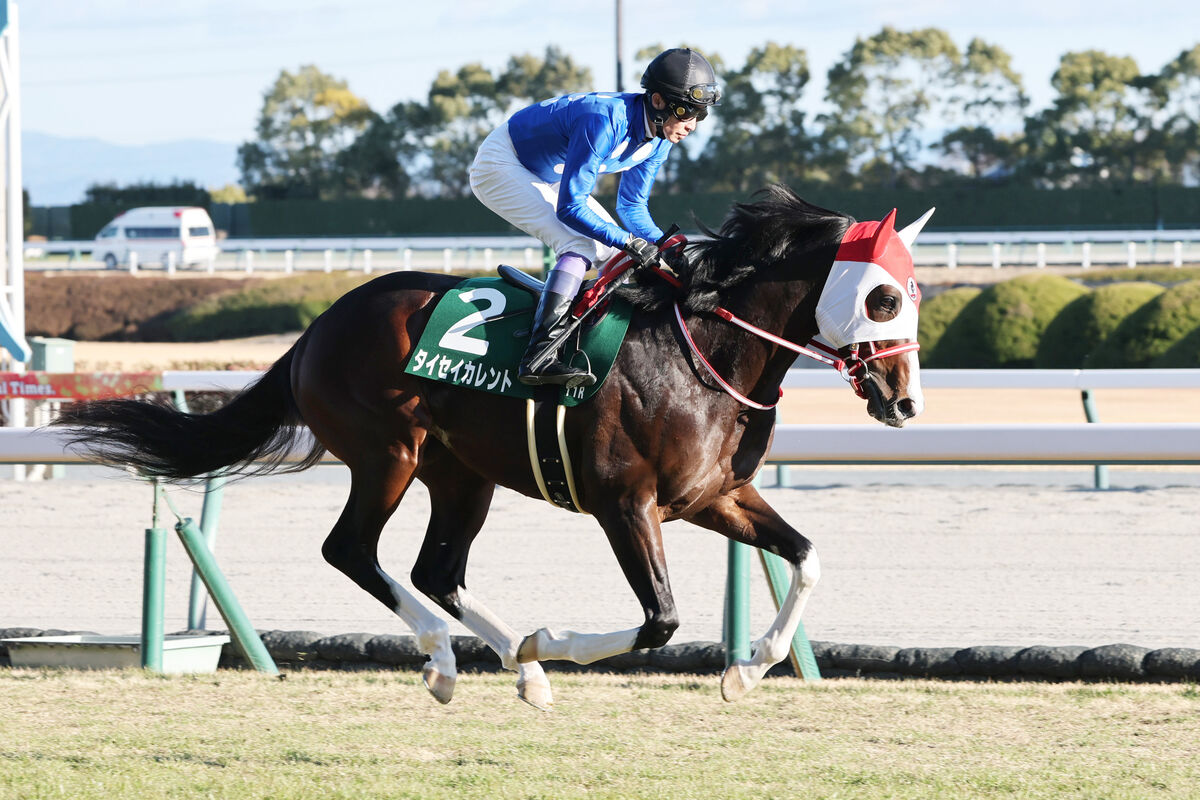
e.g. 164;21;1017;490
4;422;1198;468
23;229;1200;274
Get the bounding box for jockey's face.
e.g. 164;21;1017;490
652;93;699;143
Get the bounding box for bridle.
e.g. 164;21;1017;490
673;302;919;411
579;236;919;412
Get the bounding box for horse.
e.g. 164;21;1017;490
54;185;930;709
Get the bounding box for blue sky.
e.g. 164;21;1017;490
16;0;1200;147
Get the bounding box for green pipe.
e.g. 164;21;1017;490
723;540;751;667
758;550;822;682
140;527;167;671
1081;389;1110;490
187;474;226;630
175;517;279;675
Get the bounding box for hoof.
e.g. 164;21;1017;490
422;664;456;705
517;676;554;711
720;663;753;703
517;629;544;663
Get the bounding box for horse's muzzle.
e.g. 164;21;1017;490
862;372;918;428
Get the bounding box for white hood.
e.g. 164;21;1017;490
813;209;927;350
815;259;920;349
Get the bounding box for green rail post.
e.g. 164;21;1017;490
187;475;226;630
723;540;751;666
758;550;822;682
175;517;278;674
1081;389;1109;490
141;525;167;671
141;481;167;671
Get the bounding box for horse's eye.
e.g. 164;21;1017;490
880;295;897;312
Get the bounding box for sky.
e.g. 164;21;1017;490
14;0;1200;147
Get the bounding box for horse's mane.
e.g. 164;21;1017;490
614;184;855;314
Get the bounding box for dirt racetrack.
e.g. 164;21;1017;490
3;335;1198;651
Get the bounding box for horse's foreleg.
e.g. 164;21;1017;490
518;492;679;666
412;450;554;710
322;459;457;704
687;485;820;701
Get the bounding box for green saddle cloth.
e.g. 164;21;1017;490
404;277;631;406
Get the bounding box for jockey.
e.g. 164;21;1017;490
469;47;721;387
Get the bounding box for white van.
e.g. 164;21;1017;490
92;207;220;269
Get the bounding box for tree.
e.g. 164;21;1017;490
935;38;1027;178
1139;44;1200;183
238;65;373;199
1022;50;1143;185
377;46;593;198
688;42;820;192
819;26;961;186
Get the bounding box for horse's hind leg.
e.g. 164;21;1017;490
411;441;554;710
687;484;820;701
321;458;457;704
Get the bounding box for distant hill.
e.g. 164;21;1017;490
22;131;240;206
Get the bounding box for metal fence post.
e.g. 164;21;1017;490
187;474;226;630
175;517;279;675
141;525;167;671
723;540;751;667
1081;389;1110;490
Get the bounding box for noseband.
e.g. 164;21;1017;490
674;303;919;411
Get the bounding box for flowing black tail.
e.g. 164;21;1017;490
52;350;325;481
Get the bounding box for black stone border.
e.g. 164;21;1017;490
3;628;1198;682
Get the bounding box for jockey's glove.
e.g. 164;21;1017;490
623;235;661;270
656;232;689;277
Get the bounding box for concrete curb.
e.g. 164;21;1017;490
4;628;1198;682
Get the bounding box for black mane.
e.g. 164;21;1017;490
614;184;854;313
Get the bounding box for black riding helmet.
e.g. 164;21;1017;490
641;48;721;138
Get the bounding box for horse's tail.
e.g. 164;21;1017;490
52;349;325;481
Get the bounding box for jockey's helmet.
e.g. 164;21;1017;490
641;48;721;123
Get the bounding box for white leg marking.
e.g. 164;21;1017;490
723;550;821;701
523;626;640;665
456;586;554;710
377;568;456;703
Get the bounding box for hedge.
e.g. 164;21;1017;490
1087;280;1200;367
1034;282;1164;369
932;275;1088;368
917;287;981;366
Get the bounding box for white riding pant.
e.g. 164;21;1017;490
469;123;620;266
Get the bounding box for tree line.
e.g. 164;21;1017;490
95;27;1200;207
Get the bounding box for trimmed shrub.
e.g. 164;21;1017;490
933;274;1088;368
917;287;980;366
1152;323;1200;367
1088;280;1200;367
1034;282;1163;368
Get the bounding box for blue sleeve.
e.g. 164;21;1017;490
555;114;631;250
615;144;669;243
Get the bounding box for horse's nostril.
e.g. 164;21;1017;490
897;398;916;418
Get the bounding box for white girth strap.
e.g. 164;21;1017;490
525;398;586;514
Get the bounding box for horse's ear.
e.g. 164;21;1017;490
872;209;897;260
897;207;936;252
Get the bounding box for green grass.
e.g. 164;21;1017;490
1;670;1199;799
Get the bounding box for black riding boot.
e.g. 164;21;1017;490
518;290;596;388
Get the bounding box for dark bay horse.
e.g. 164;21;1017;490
55;185;929;708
